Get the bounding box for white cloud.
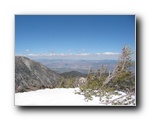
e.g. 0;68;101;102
95;52;119;55
95;53;101;55
75;53;90;56
28;54;38;56
102;52;119;55
26;52;120;60
27;52;119;57
26;49;30;52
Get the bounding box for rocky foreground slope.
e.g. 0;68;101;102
15;56;61;92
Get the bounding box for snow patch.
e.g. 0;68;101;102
15;88;101;106
15;88;135;106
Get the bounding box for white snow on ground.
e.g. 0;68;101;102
15;88;135;106
15;88;100;106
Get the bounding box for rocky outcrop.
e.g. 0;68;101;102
15;56;61;92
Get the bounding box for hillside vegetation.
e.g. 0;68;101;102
76;45;135;105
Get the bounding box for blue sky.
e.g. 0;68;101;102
15;15;135;60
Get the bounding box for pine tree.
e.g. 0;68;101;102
101;45;135;92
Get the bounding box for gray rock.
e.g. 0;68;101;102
15;56;61;92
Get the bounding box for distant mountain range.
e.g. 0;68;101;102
33;59;135;74
15;56;61;92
